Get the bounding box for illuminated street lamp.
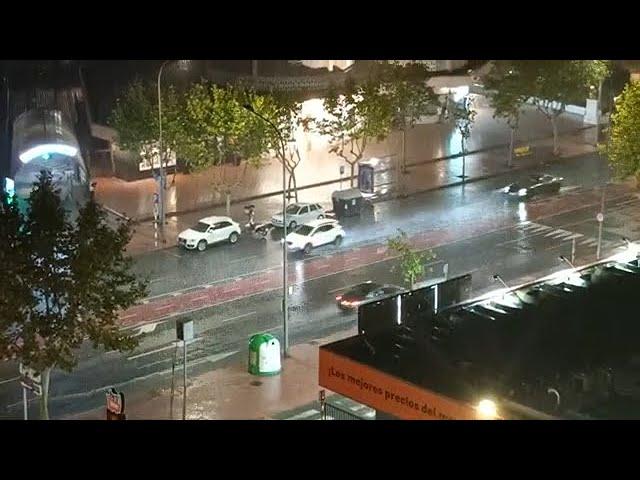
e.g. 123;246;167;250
476;398;498;419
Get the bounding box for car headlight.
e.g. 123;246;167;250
518;188;527;196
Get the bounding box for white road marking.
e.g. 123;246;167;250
564;233;584;241
150;276;170;284
583;239;600;247
119;313;138;320
171;292;183;297
230;255;258;263
154;304;174;311
0;376;20;386
222;311;257;323
248;326;280;338
128;343;177;361
550;230;576;239
128;337;205;361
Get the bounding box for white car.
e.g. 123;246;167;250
177;216;241;251
284;219;345;255
271;203;325;230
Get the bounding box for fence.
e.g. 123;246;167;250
319;390;370;420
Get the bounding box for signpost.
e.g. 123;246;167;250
106;388;126;420
19;363;42;420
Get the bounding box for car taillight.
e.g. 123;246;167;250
335;295;343;301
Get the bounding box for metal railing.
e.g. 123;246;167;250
319;390;369;420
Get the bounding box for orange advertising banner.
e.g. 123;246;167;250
319;348;479;420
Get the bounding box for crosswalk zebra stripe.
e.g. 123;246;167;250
521;222;540;230
531;225;552;233
564;233;584;241
550;230;574;239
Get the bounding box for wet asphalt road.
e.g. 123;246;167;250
1;152;634;419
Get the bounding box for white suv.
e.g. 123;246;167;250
177;216;241;252
285;219;345;255
271;203;325;230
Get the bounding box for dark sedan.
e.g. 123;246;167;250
335;282;406;311
502;174;563;199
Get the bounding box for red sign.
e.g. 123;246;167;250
106;388;125;416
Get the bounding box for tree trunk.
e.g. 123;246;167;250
401;128;407;173
350;163;356;188
39;367;51;420
225;191;231;216
508;127;515;168
461;137;466;179
551;116;560;156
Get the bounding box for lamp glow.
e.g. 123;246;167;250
19;144;78;163
476;399;498;419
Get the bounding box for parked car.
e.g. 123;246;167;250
177;216;241;251
502;174;563;199
335;282;406;311
284;219;345;255
271;202;325;230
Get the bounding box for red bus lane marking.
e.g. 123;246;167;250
119;184;636;329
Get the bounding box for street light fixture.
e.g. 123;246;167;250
243;103;290;357
156;59;191;232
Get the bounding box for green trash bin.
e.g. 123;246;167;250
248;333;282;376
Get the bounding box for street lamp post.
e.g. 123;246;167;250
156;60;170;232
157;60;190;233
243;104;290;356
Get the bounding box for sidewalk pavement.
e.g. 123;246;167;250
67;328;356;420
122;126;598;256
94;98;589;222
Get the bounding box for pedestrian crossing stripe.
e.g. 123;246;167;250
564;233;584;240
545;229;571;238
530;225;552;233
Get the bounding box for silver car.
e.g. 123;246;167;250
271;203;325;230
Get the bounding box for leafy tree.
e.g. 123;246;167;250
387;229;435;289
515;60;610;155
177;82;270;214
484;61;528;166
447;95;477;179
601;80;640;180
249;91;306;202
373;61;439;173
0;171;147;419
109;79;183;174
317;79;395;187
